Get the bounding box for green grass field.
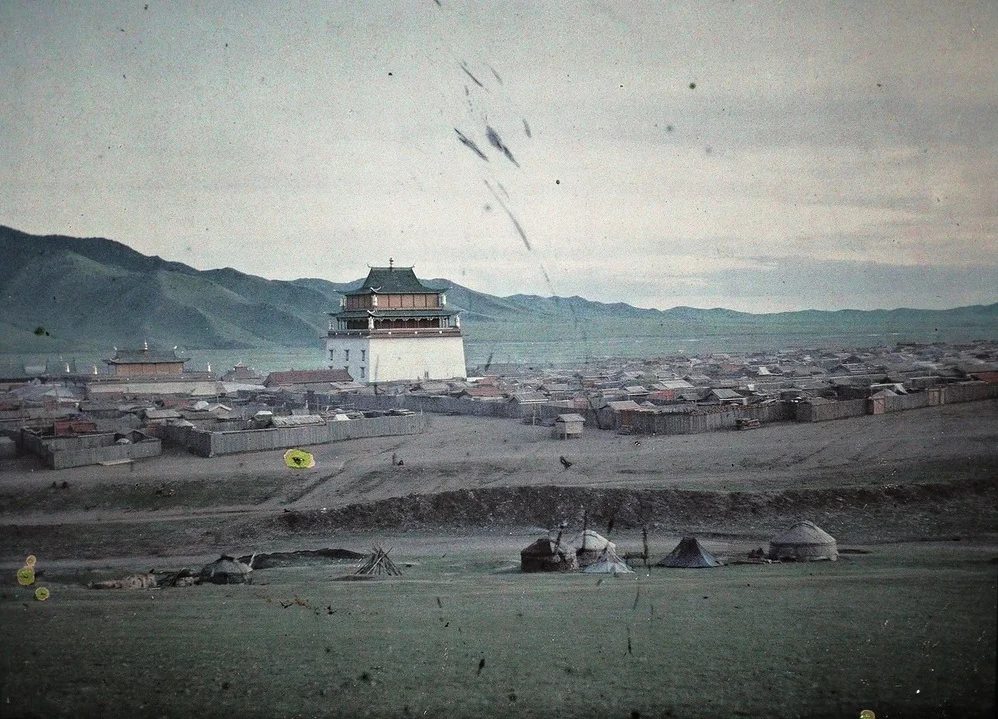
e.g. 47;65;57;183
1;544;995;719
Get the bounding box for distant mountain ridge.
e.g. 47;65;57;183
1;225;996;353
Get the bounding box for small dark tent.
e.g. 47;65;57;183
199;555;253;584
521;537;579;573
656;536;720;568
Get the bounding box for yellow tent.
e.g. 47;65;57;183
283;448;315;469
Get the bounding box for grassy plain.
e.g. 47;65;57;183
1;543;995;719
1;401;996;717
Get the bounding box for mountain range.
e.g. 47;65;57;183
2;225;996;354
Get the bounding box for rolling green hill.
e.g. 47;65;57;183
2;225;996;354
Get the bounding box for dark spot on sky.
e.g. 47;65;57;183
689;82;696;89
144;4;148;9
454;129;488;162
460;61;484;89
666;124;674;132
486;125;519;167
705;146;712;155
489;65;503;85
522;118;531;138
555;179;560;185
485;181;531;252
388;72;393;76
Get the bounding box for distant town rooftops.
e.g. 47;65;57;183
264;369;353;387
344;264;443;296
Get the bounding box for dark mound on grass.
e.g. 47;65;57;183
238;548;364;569
264;477;997;543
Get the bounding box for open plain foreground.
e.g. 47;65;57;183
2;401;996;718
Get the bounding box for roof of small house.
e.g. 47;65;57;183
710;388;742;400
344;266;441;295
658;379;695;390
554;413;585;423
509;391;547;404
264;369;353;387
605;400;642;411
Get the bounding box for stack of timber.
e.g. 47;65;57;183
355;546;403;576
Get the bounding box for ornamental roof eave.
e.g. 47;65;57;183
330;308;459;319
342;266;447;295
106;349;190;364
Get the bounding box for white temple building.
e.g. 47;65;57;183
326;262;466;384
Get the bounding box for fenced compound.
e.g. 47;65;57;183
22;429;162;469
160;413;427;457
794;398;868;423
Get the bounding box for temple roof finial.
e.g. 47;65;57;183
389;257;394;270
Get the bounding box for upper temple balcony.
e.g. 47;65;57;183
327;263;462;336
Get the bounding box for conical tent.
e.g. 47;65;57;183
521;537;579;573
582;550;634;574
657;536;721;568
769;521;838;561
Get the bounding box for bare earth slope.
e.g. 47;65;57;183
1;401;995;560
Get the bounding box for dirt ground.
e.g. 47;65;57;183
1;401;996;718
1;400;996;561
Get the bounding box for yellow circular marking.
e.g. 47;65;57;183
25;555;37;568
283;448;315;469
859;711;876;719
35;587;50;601
17;566;35;586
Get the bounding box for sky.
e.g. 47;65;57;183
2;1;996;313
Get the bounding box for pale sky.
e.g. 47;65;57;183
2;1;996;312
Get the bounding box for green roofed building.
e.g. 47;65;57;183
326;262;466;383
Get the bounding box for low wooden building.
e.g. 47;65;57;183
552;413;585;439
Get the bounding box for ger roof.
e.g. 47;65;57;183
344;266;442;295
770;520;836;546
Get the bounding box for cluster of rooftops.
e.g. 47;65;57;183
393;339;998;409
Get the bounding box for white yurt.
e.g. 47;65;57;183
768;521;838;562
